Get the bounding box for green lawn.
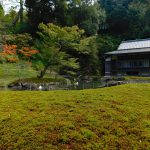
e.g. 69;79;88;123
0;84;150;149
0;63;62;87
125;76;150;81
0;63;37;86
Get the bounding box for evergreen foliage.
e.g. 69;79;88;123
0;0;149;77
34;23;100;78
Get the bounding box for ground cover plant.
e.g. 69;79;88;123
0;84;150;149
125;76;150;81
0;63;37;86
0;63;65;87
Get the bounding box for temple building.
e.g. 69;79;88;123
105;39;150;76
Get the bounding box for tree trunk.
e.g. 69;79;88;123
38;63;50;79
11;10;20;26
8;0;23;27
20;0;23;23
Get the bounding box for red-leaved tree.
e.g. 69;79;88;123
0;44;38;63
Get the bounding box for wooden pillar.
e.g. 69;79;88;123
105;57;111;76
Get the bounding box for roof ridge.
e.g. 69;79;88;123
118;47;150;51
122;38;150;43
105;47;150;55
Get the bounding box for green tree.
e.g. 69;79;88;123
25;0;106;36
96;35;120;74
68;2;106;36
0;0;29;34
35;23;82;78
34;23;101;79
98;0;150;39
128;0;150;38
98;0;131;35
77;36;100;76
53;0;68;26
0;4;5;29
0;3;4;17
25;0;54;31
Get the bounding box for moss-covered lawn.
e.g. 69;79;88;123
1;84;150;149
125;76;150;81
0;63;37;86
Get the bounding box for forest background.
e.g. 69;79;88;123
0;0;150;80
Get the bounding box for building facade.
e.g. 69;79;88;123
105;39;150;76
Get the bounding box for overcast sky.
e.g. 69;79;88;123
0;0;20;13
1;0;96;14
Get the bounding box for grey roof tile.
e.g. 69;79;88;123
105;38;150;55
106;48;150;55
118;39;150;50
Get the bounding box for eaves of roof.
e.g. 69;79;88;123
105;48;150;55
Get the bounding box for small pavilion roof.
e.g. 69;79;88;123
106;38;150;55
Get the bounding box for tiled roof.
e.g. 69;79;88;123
105;38;150;55
118;38;150;50
106;48;150;55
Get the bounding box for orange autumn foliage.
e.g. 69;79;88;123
19;47;39;57
0;45;39;63
0;45;19;62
